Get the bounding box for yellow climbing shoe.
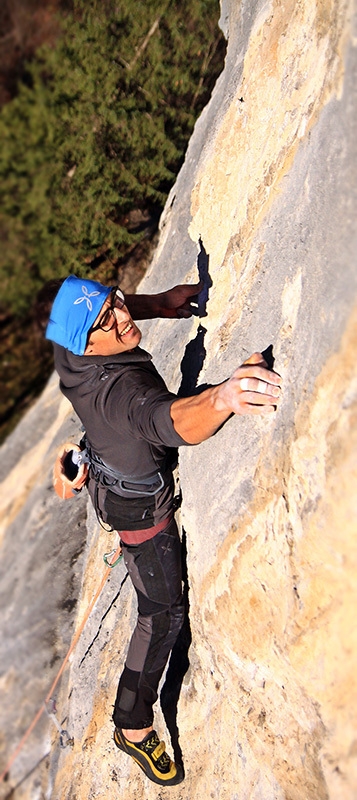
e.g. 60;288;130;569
113;727;183;786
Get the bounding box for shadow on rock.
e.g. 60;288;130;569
178;323;208;397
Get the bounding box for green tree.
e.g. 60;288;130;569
0;0;225;314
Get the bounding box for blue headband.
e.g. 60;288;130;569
45;276;111;355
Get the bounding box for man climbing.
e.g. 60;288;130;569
36;274;282;786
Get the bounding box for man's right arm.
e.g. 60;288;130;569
124;282;203;320
170;353;282;444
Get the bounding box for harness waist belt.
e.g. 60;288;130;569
83;439;165;498
118;515;173;546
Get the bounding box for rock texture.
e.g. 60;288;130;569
1;0;356;798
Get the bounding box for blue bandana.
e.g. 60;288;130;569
45;276;111;355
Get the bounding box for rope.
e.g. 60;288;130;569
0;542;123;785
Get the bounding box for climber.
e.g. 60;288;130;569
35;274;282;787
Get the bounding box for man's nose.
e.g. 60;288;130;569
114;304;130;321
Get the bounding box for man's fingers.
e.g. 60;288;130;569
239;377;281;397
181;280;204;299
175;281;205;317
243;403;277;415
240;353;282;387
242;351;268;367
236;364;282;387
232;389;280;408
191;279;204;294
217;352;282;417
177;308;193;318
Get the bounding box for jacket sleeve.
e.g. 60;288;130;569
104;367;189;448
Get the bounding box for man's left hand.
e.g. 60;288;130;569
157;282;203;318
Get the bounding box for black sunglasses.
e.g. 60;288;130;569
88;287;126;334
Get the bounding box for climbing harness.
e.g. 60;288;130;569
83;436;165;498
53;435;166;502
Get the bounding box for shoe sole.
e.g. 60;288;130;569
113;728;184;786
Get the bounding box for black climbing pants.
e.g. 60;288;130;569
113;518;184;730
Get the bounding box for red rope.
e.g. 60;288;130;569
0;543;123;784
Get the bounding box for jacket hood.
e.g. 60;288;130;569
53;343;153;395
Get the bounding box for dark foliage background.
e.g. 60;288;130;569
0;0;225;441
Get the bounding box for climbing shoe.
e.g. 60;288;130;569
113;727;184;786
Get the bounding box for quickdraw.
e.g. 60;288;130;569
45;700;74;749
103;548;123;568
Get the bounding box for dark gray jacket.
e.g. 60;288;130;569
54;344;187;529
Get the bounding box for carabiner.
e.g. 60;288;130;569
103;548;123;568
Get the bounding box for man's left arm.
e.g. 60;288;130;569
124;282;203;320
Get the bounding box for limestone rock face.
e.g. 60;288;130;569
1;0;356;798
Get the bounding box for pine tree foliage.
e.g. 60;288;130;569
0;0;225;314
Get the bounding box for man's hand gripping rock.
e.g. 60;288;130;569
170;352;282;444
215;352;281;417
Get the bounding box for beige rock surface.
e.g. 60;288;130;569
1;0;356;798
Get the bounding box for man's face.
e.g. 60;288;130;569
84;290;142;356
